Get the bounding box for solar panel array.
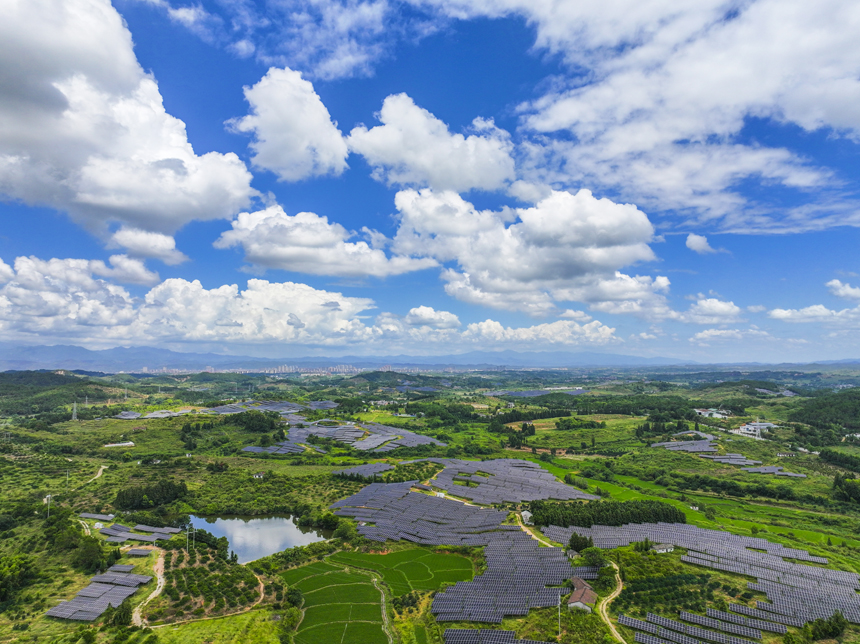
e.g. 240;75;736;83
99;523;170;543
444;629;553;644
332;462;394;477
740;466;806;478
412;458;597;504
634;631;673;644
646;613;755;644
700;454;762;467
679;612;761;638
204;400;303;415
97;523;172;544
133;524;181;534
705;609;787;634
543;522;857;627
651;439;717;453
79;513;115;521
331;481;596;624
650;432;805;476
127;548;152;556
243;421;445;455
46;567;151;621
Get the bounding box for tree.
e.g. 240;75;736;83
278;606;303;643
580;547;608;568
569;533;594;552
110;599;132;626
286;587;304;608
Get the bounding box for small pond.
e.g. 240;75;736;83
188;514;331;564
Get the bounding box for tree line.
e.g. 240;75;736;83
115;479;188;510
819;448;860;473
528;499;686;527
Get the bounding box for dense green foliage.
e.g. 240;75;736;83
556;417;605;430
229;410;280;433
819;448;860;472
529;499;686;527
832;473;860;504
615;573;714;615
790;389;860;430
0;371;114;416
115;479;189;510
43;509;120;572
156;546;261;622
0;555;35;602
568;533;594;551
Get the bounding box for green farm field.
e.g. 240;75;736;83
329;548;474;595
280;560;387;644
154;609;280;644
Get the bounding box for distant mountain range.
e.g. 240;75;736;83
0;343;699;372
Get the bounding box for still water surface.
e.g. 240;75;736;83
189;514;331;564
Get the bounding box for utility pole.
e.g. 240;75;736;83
71;402;77;421
46;494;52;519
558;590;562;640
185;526;197;553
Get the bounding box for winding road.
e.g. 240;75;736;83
597;561;626;644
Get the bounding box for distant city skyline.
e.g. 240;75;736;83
2;0;860;363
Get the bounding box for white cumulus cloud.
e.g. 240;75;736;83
462;318;619;346
348;94;516;192
110;228;188;265
0;0;255;238
403;306;461;329
827;279;860;300
0;253;623;351
228;67;349;182
392;188;669;317
213;205;437;277
686;234;717;254
682;297;743;324
689;328;771;345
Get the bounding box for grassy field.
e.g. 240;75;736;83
154;608;280;644
515;414;647;452
329;549;474;596
280;560;388;644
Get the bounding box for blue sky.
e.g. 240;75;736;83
1;0;860;362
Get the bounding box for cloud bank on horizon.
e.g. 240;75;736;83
0;0;859;361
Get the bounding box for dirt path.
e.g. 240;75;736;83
133;549;165;626
78;520;91;536
83;465;108;485
597;561;625;644
370;576;395;644
516;512;554;546
150;571;266;629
